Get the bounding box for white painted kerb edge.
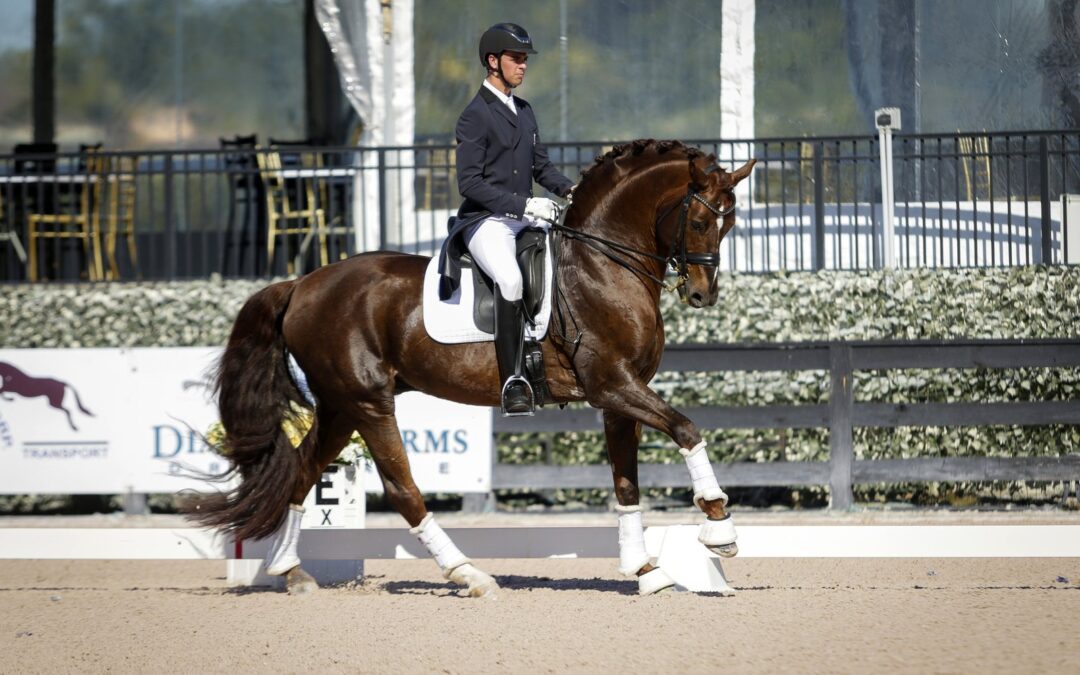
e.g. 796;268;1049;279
2;525;1079;560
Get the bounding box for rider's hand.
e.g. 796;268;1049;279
524;197;560;223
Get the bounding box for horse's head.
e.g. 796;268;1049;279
662;156;756;308
563;141;755;308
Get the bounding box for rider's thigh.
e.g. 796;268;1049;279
467;218;524;301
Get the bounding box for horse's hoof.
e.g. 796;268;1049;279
447;563;499;599
467;579;500;599
707;542;739;558
698;515;738;557
284;566;318;595
638;567;676;595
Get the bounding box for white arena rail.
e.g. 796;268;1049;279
3;525;1080;560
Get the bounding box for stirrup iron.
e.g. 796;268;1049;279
500;374;535;417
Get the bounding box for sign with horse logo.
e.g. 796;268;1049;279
356;391;493;494
0;348;492;495
0;348;222;494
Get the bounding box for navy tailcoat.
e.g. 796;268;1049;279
438;86;573;297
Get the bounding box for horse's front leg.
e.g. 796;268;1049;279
604;411;676;595
591;378;738;558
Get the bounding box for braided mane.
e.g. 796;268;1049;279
576;139;710;195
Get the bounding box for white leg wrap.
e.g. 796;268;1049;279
410;513;471;575
615;505;651;576
264;504;304;576
680;441;728;506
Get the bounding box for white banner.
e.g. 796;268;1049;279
0;348;491;495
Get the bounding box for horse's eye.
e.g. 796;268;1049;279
690;220;708;232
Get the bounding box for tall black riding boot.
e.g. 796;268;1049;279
494;291;534;416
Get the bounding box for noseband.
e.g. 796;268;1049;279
661;175;734;284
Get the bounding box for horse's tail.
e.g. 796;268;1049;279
182;279;312;541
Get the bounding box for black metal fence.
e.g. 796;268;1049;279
1;130;1078;282
0;146;360;282
491;339;1080;509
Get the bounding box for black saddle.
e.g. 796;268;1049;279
458;228;548;334
436;215;554;406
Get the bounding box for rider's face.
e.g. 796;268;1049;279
497;51;528;88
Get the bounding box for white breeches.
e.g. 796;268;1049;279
466;214;547;302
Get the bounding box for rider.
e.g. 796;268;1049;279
455;22;575;415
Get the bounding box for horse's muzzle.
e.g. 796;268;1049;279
684;276;720;307
687;289;709;308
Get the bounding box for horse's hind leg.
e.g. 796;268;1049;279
47;390;77;431
353;407;498;599
604;412;676;595
263;406;355;595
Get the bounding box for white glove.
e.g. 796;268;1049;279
524;197;560;223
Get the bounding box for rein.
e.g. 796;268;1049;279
548;163;735;354
551;178;733;294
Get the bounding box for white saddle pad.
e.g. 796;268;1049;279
422;240;553;345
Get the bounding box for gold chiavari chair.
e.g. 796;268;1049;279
103;155;139;280
27;149;107;281
256;148;328;274
0;185;29;265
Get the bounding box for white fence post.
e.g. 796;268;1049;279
1063;194;1080;264
875;108;901;268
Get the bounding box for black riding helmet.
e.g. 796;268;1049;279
478;23;537;69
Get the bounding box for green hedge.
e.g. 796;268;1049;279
5;266;1075;346
0;279;268;348
4;266;1075;346
503;265;1080;507
3;266;1078;508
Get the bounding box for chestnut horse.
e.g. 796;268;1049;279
185;139;755;597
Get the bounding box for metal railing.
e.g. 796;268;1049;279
1;130;1078;282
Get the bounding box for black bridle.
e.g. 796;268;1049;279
659;184;735;286
546;163;736;355
551;164;734;293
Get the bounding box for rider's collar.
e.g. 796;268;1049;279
482;79;516;112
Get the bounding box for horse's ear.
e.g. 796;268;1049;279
689;159;710;189
729;159;756;186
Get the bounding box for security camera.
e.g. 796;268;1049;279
875;107;901;132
